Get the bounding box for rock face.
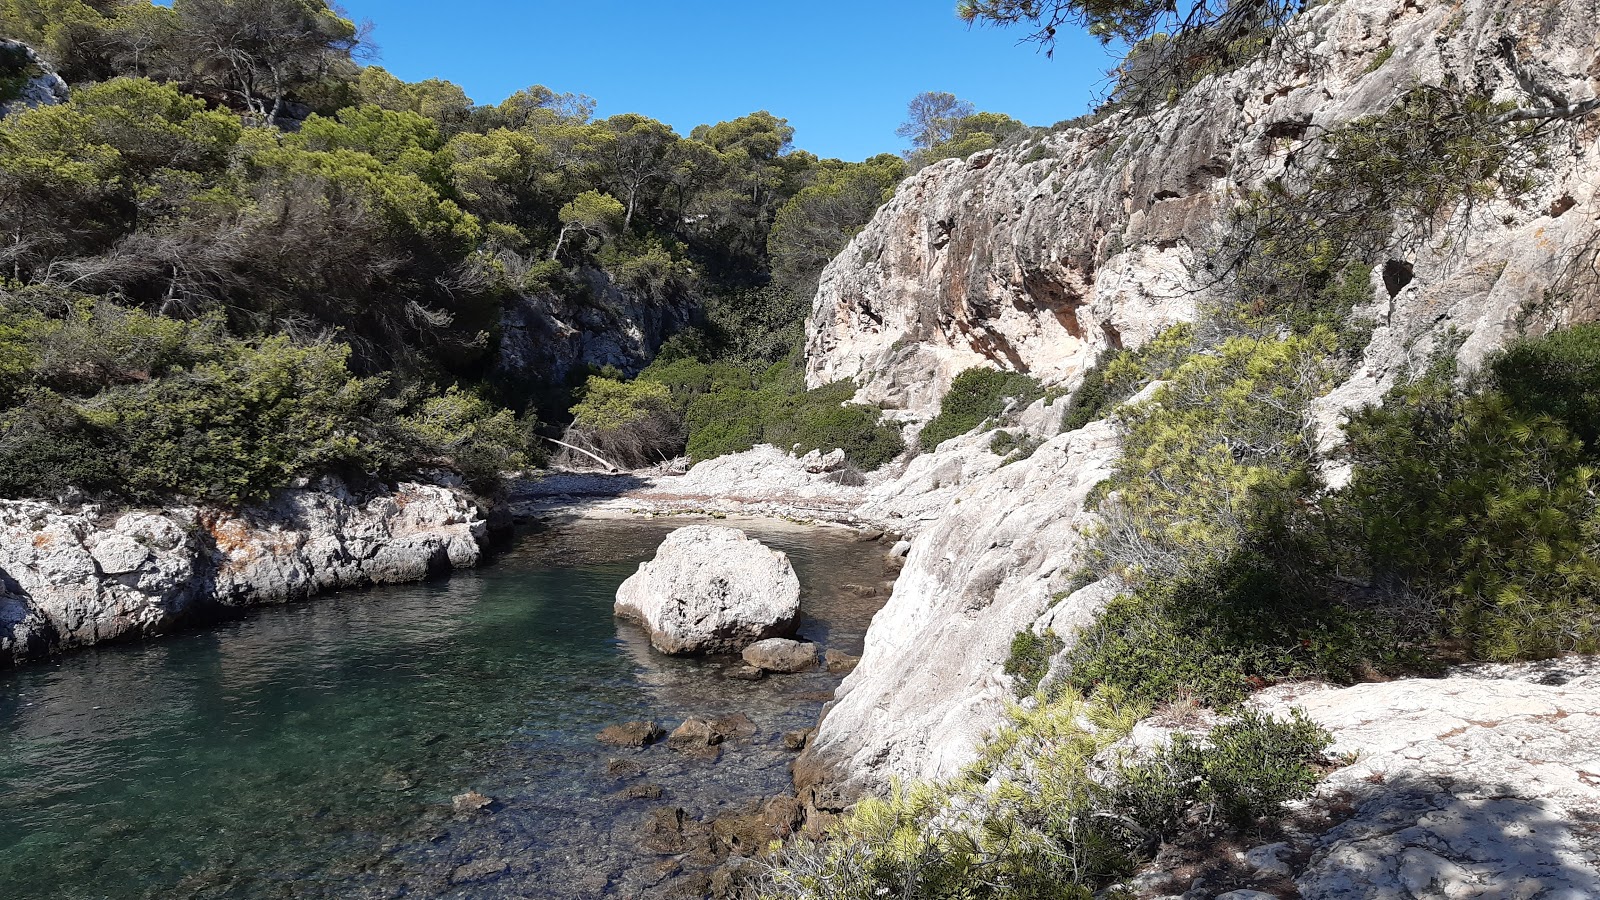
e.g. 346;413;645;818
799;0;1600;804
797;420;1121;800
496;268;693;391
614;525;801;654
1248;659;1600;898
0;41;69;119
806;0;1600;419
0;478;487;665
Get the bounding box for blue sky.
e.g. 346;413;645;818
334;1;1118;161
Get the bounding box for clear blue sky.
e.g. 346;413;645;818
334;1;1118;161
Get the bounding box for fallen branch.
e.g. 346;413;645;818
543;436;622;473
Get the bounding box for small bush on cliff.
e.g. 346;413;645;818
918;367;1043;451
1003;628;1063;697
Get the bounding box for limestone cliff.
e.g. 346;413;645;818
0;478;487;665
806;0;1600;420
800;0;1600;805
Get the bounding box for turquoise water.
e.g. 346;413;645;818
0;518;893;899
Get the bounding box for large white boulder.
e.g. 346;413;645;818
614;525;800;655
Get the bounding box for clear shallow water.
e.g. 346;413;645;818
0;518;894;899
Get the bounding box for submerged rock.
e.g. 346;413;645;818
597;721;665;748
450;790;495;815
614;525;800;654
741;638;817;673
824;649;861;674
667;717;725;759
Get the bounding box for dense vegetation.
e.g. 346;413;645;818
765;693;1331;900
917;367;1045;452
0;0;926;503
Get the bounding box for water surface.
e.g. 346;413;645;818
0;517;893;899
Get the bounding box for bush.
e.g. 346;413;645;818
763;694;1330;900
389;386;534;489
1338;346;1600;660
1112;708;1330;837
559;375;683;469
674;364;903;471
1059;566;1416;708
1488;323;1600;454
92;337;383;504
918;367;1043;451
1003;628;1064;697
0;298;533;503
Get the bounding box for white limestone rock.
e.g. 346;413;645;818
614;525;801;655
798;421;1121;799
0;41;68;119
0;479;487;665
742;637;818;673
1249;664;1600;899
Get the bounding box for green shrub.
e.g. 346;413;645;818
676;365;903;471
1339;347;1600;660
918;367;1043;451
763;694;1330;900
389;385;534;489
558;376;682;469
1112;708;1330;836
1489;323;1600;455
0;388;120;498
1094;330;1340;582
93;338;382;504
1004;628;1064;697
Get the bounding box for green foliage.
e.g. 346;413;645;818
1059;347;1145;433
919;367;1044;451
1003;628;1064;697
0;296;531;503
1112;708;1330;835
667;363;904;471
94;337;379;504
389;386;534;490
559;375;682;469
767;154;903;299
1061;564;1419;707
1095;330;1338;581
1489;324;1600;455
764;693;1329;900
1339;345;1600;660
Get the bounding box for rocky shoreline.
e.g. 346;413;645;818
0;476;490;666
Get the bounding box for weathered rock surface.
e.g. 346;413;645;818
797;421;1121;800
0;41;69;119
597;721;666;748
741;638;817;673
614;525;801;655
1246;660;1600;899
496;267;692;393
806;0;1600;421
0;478;486;665
1132;656;1600;890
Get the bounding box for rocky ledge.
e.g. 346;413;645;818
1128;657;1600;899
0;477;488;665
